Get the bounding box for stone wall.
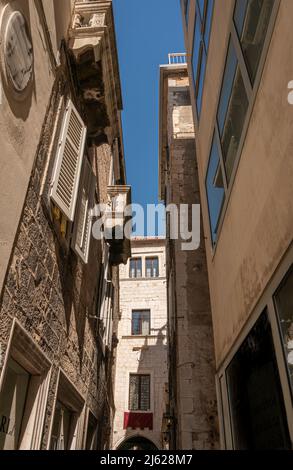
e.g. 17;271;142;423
0;67;116;449
164;71;219;450
112;240;168;450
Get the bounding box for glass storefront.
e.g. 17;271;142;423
226;311;291;449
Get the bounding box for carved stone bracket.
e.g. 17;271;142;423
69;2;107;61
68;1;123;156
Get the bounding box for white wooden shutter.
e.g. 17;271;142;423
71;158;95;264
51;100;87;221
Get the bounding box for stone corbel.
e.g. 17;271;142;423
69;7;107;61
69;35;102;62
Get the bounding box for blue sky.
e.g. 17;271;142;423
112;0;185;233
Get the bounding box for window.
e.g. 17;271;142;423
85;412;98;450
49;372;84;450
205;2;276;246
71;158;95;264
146;257;159;278
132;310;150;336
129;258;142;278
50;100;86;222
50;402;73;450
184;0;190;25
226;311;291;449
234;0;275;84
0;323;51;450
274;266;293;397
129;375;150;411
217;40;249;184
0;359;30;450
49;99;96;263
191;0;214;116
205;135;226;244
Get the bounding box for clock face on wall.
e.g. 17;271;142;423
4;11;33;93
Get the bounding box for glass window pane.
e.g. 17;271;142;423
146;258;159;277
234;0;249;36
220;65;249;183
192;14;202;86
129;258;142;278
129;259;135;278
140;375;150;411
197;0;205;20
132;311;141;335
226;311;291;449
205;136;225;244
196;46;207;115
204;0;214;50
146;258;152;278
132;310;150;335
274;267;293;397
141;311;150;335
185;0;190;25
217;40;238;135
129;375;139;411
50;402;73;450
153;258;159;277
234;0;274;83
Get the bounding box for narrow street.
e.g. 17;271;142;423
0;0;292;455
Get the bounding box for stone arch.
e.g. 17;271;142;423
115;433;159;450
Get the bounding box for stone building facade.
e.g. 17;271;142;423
181;0;293;449
112;238;168;450
0;0;130;450
158;57;219;450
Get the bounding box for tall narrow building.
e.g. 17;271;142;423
181;0;293;449
0;0;131;450
159;54;219;450
112;237;168;450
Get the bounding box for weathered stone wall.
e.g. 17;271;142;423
165;72;219;450
0;69;116;449
0;0;73;296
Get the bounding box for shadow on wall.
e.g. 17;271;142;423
120;324;168;448
53;0;72;52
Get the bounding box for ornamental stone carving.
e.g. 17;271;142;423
89;13;106;28
4;11;33;93
73;13;84;28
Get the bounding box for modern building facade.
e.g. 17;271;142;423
112;238;168;450
0;0;131;450
181;0;293;449
159;54;219;450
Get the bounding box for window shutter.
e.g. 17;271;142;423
51;100;87;221
71;159;95;264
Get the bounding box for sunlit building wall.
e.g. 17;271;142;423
181;0;293;449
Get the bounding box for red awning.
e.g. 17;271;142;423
123;412;153;430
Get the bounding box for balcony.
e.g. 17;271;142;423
168;53;187;65
69;1;109;62
104;185;132;266
68;1;122;141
